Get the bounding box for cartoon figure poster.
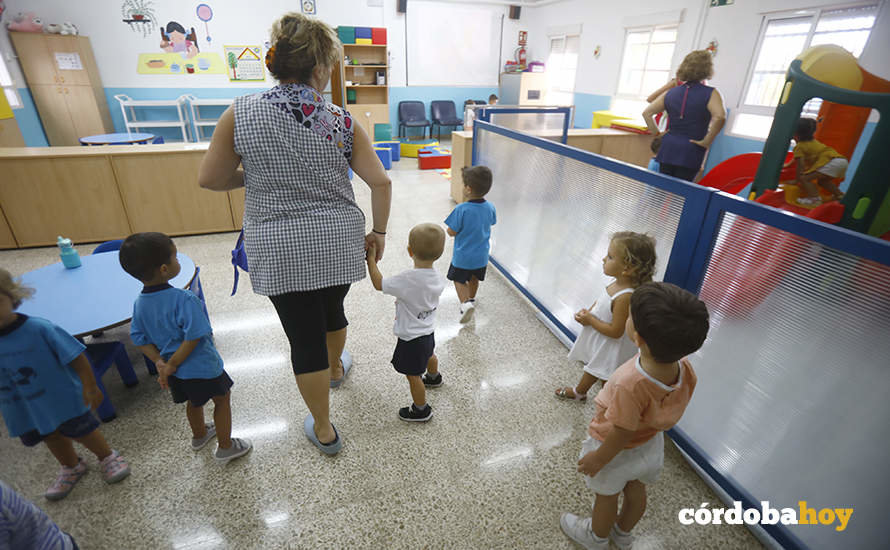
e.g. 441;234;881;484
137;18;225;74
224;45;265;81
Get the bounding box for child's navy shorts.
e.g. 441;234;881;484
447;264;487;284
168;371;233;407
19;410;100;447
391;333;435;376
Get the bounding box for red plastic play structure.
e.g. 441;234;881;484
696;47;890;313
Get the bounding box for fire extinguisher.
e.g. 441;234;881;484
516;47;527;70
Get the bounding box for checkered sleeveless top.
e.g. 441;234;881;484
233;83;365;295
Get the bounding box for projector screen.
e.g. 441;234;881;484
406;1;501;86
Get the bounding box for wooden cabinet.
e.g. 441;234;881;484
112;152;235;235
0;119;25;147
10;32;112;145
0;207;17;249
331;42;389;139
0;156;131;247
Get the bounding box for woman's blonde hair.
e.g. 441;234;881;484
676;50;714;83
611;232;657;286
0;268;34;309
268;13;341;84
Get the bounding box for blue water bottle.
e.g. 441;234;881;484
57;236;82;269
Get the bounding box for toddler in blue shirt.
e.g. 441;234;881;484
0;269;130;501
119;232;251;464
445;165;497;323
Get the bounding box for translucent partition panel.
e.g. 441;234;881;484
476;129;686;337
489;112;568;140
681;212;890;549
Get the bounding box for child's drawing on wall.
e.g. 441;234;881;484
160;21;198;58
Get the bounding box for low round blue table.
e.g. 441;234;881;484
17;251;196;338
79;132;156;146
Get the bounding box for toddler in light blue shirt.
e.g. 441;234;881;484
120;232;252;464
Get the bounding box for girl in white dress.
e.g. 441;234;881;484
555;232;656;401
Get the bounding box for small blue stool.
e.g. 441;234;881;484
374;146;393;170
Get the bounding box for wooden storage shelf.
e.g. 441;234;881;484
332;32;389;138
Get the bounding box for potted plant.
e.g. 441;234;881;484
121;0;157;37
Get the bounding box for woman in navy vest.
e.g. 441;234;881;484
643;50;726;182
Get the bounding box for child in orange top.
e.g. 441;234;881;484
793;117;847;206
560;282;709;550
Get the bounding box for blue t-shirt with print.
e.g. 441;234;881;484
445;199;497;270
130;285;224;380
0;315;88;438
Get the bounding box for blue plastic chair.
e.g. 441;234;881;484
398;101;431;139
92;240;123;254
84;341;138;422
430;100;463;140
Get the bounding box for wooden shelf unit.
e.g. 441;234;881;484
331;42;389;138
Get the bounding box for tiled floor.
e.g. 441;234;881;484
0;162;762;549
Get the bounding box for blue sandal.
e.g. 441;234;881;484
304;414;342;455
329;350;353;388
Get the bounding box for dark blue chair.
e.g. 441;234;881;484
84;341;138;422
398;101;431;139
430;100;463;140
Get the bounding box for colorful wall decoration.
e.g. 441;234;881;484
224;45;265;81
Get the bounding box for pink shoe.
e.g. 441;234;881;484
99;450;131;484
45;458;88;501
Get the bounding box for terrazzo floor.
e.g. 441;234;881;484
0;162;762;549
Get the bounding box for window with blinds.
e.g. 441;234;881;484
731;4;877;140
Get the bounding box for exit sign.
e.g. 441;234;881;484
710;0;734;6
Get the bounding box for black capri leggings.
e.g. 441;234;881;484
269;284;350;375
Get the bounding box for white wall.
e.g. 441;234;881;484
1;0;520;89
522;0;889;106
523;0;707;98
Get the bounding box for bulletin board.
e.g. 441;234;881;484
224;45;266;82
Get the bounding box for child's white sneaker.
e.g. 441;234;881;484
559;513;609;550
459;301;475;323
610;524;635;549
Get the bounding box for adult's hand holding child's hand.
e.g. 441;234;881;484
365;232;385;262
366;243;377;263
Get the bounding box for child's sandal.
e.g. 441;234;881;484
555;387;587;401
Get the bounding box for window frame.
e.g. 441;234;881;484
729;2;878;140
614;23;679;103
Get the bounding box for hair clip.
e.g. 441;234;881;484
265;46;276;71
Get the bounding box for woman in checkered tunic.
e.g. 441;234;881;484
199;13;392;454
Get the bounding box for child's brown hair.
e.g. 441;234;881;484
409;223;446;261
462;165;493;197
0;268;34;309
630;282;710;363
795;117;818;142
611;231;657;285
